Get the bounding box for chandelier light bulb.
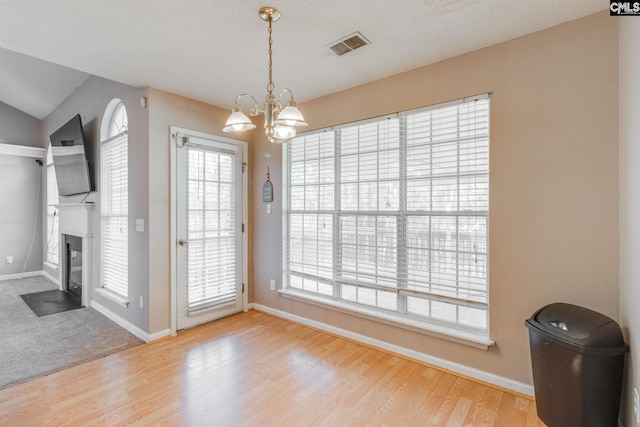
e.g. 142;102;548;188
274;125;295;138
222;108;255;133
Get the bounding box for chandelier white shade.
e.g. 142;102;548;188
223;6;307;144
223;107;256;132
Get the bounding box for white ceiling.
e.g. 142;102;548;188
0;48;89;120
0;0;606;120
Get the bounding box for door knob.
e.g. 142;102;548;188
178;239;187;247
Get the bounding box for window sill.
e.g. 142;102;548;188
94;287;129;308
43;262;59;271
278;288;495;350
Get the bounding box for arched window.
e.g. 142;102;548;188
46;145;59;265
100;99;128;299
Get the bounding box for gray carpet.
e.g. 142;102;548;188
0;275;143;389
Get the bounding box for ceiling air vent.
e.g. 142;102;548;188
328;32;370;56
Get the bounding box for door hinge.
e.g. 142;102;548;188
242;162;247;173
242;223;245;233
242;283;245;293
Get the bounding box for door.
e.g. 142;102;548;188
176;135;244;330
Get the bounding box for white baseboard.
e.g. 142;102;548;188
250;303;535;397
148;329;172;342
0;270;44;282
91;300;169;343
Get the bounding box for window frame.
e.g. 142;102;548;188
281;94;492;348
45;145;59;266
99;100;129;302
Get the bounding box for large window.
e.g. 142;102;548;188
283;94;490;336
100;100;128;298
46;145;59;265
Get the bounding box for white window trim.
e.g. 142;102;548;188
282;93;491;346
100;100;129;300
46;145;60;266
279;288;493;349
95;287;129;308
43;262;59;272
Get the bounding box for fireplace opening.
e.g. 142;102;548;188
65;235;83;303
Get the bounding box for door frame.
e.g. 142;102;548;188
169;126;248;335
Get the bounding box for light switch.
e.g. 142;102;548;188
136;219;144;232
266;203;272;214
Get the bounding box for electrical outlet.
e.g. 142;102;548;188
139;296;144;309
634;387;639;424
270;279;276;290
5;256;13;265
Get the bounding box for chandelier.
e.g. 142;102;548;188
223;6;307;143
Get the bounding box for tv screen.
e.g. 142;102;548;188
49;114;92;196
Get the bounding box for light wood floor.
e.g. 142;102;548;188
0;310;544;426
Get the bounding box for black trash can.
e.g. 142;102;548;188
525;303;628;427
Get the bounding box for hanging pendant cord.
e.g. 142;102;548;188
267;16;274;95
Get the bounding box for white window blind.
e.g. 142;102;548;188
183;145;238;311
100;130;128;298
285;131;335;296
284;95;490;333
46;147;59;265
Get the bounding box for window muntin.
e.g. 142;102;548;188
284;96;489;333
108;102;128;136
100;100;128;298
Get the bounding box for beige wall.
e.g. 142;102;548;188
38;79;251;336
147;88;251;334
38;79;252;336
250;11;619;385
42;76;150;330
619;18;640;427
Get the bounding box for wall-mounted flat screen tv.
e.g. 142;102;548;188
49;114;93;196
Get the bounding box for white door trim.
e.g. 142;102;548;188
169;126;248;335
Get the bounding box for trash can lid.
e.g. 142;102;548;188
526;303;626;350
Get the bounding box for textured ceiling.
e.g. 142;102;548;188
0;0;607;120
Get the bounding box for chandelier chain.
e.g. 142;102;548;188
267;16;274;95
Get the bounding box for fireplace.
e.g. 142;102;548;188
55;203;95;308
65;235;83;301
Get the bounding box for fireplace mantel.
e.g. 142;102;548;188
54;203;95;307
54;203;95;238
